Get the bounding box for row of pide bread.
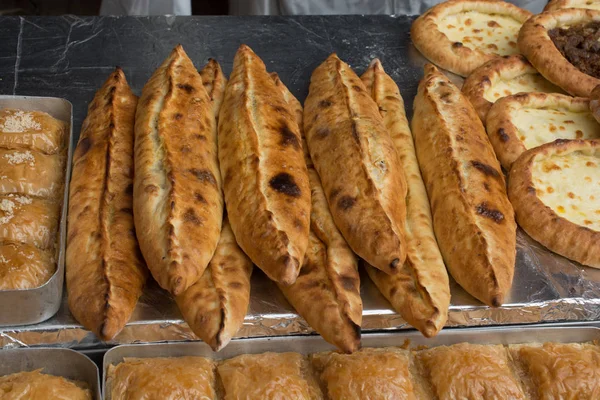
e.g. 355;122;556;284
104;340;600;399
413;0;600;267
66;45;455;354
0;109;67;290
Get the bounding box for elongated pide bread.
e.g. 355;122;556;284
412;64;516;307
175;217;252;351
67;67;147;341
218;44;310;285
271;72;363;353
134;45;223;295
360;59;450;337
175;60;253;352
303;53;407;275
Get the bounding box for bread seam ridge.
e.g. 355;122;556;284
333;58;402;250
241;52;294;263
162;55;180;282
97;81;118;337
370;62;439;319
423;75;501;292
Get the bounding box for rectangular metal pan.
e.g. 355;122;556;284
0;96;73;326
0;347;101;399
103;326;600;398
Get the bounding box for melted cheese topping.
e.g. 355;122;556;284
439;11;522;55
511;108;600;149
532;152;600;231
483;73;562;102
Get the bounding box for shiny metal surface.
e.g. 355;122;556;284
102;326;600;399
0;96;72;326
0;347;101;399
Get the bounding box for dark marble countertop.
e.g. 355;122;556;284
0;15;426;142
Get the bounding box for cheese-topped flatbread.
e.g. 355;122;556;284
508;139;600;268
518;9;600;97
412;0;531;77
545;0;600;12
463;55;564;121
486;93;600;169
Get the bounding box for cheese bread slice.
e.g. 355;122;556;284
360;59;450;338
508;139;600;267
545;0;600;11
463;55;564;122
486;93;600;169
411;0;531;77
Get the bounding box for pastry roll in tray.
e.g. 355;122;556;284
103;326;600;399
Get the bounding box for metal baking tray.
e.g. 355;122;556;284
0;96;73;326
102;326;600;398
0;347;101;399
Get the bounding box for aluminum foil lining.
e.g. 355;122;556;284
2;228;600;350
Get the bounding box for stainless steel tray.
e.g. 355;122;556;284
0;347;101;399
0;96;73;326
102;326;600;398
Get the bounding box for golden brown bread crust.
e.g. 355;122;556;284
218;352;324;399
0;149;65;199
412;64;516;307
518;9;600;97
271;72;362;353
544;0;600;11
591;84;600;124
218;45;310;285
67;68;147;341
462;55;563;122
199;58;227;122
134;45;223;295
486;92;596;169
304;53;407;275
360;59;450;338
411;0;532;77
107;357;217;399
0;243;55;290
508;139;600;267
175;218;252;351
0;370;92;400
0;109;67;154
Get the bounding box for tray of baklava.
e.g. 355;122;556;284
0;347;100;399
0;96;72;326
103;326;600;399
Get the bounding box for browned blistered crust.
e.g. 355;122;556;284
271;72;362;353
175;218;253;351
508;139;600;268
518;9;600;97
590;84;600;124
486;92;591;169
134;45;223;295
544;0;600;11
462;54;562;122
361;59;450;338
67;67;148;341
304;53;407;275
411;0;532;77
412;64;516;307
218;45;310;285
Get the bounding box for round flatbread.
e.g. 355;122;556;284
590;84;600;123
518;9;600;97
544;0;600;12
462;55;564;122
411;0;532;77
508;139;600;268
486;93;600;169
